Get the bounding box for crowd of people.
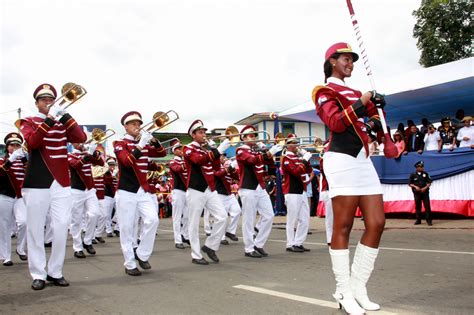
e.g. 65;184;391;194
371;111;473;158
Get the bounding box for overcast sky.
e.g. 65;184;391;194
1;0;422;141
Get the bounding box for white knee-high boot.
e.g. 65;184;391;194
351;242;380;311
329;248;365;314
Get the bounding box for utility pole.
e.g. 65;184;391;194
16;107;22;131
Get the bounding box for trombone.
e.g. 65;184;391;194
160;137;181;151
85;128;116;144
139;110;179;134
210;126;272;146
47;82;87;110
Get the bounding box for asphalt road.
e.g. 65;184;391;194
1;217;473;315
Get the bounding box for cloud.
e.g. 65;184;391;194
1;0;422;138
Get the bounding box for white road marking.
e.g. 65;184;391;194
159;228;473;255
233;285;399;315
267;239;474;255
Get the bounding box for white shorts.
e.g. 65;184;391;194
323;149;382;198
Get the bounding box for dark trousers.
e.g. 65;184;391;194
414;192;432;222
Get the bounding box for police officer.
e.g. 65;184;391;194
409;161;433;226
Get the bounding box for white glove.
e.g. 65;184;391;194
8;148;25;162
217;139;231;154
48;104;66;118
256;142;267;150
268;144;283;156
297;148;308;156
302;152;312;162
87;143;98;155
207;139;217;149
230;160;238;169
138;130;153;148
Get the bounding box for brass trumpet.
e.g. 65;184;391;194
86;128;116;144
92;165;109;178
140;110;179;133
47;82;87;110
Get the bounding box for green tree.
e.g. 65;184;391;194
412;0;473;67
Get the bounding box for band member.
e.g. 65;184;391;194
312;43;386;312
213;155;241;244
183;120;230;265
236;125;282;258
68;142;104;257
280;134;313;252
102;157;118;237
409;161;433;226
169;140;189;249
93;162;108;243
113;111;166;276
19;83;87;290
0;133;28;265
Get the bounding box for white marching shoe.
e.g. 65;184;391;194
329;248;366;315
351;242;381;311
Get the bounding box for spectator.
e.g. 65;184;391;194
438;117;456;151
392;131;405;158
265;175;276;209
403;125;424;154
420;118;430;134
451;109;465;131
310;168;320;217
368;135;379;156
457;116;474;148
423;124;441;151
404;120;416;140
396;123;405;138
408;161;433;226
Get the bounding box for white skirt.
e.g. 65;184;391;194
323;149;382;198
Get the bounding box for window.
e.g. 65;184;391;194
281;122;295;136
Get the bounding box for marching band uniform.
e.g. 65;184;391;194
0;133;28;265
236;125;280;258
183;120;229;265
93;168;107;243
68;144;104;257
169;141;190;249
113;111;166;275
19;83;86;290
313;43;386;312
280;134;313;252
103;157;117;237
213;157;241;243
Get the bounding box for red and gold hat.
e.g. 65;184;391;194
188;119;207;136
325;42;359;62
4;132;23;145
285;133;299;144
121;111;143;125
240;125;257;140
33;83;57;100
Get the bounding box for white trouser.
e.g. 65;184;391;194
285;192;310;247
116;188;159;269
70;188;101;251
44;211;53;243
23;180;72;280
94;199;107;238
321;191;333;244
14;197;27;255
104;196;115;234
218;194;241;240
203;207;212;235
0;195;15;262
133;212;141;248
239;186;275;253
186;188;227;260
172;189;189;244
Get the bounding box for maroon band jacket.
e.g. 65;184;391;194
19;113;87;188
281;151;312;194
236;144;276;190
114;135;167;193
0;155;27;198
183;141;220;192
169;156;188;192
